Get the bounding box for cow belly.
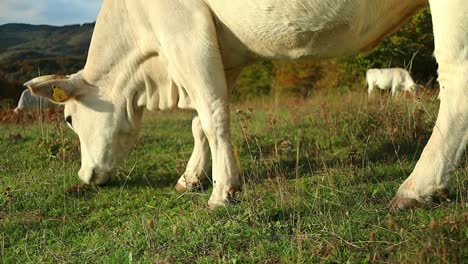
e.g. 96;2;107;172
206;0;426;60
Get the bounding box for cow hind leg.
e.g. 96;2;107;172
176;115;210;192
391;0;468;210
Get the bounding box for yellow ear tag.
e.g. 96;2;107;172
52;86;69;102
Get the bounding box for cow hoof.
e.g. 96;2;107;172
208;198;228;210
175;172;205;192
175;182;187;192
208;186;241;210
390;188;450;212
175;181;203;192
389;196;422;211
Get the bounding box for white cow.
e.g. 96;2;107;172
366;68;421;96
14;89;57;113
24;0;467;210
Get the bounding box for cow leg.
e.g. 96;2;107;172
367;83;374;98
176;66;242;192
196;98;241;209
390;83;398;97
155;1;241;208
196;69;243;208
176;115;210;191
391;0;468;210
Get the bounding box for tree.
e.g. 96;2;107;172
342;8;436;85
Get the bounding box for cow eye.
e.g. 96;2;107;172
65;116;72;126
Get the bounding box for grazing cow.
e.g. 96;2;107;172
366;68;421;96
14;89;57;113
24;0;467;210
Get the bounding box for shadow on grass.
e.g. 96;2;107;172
366;139;427;164
106;171;180;190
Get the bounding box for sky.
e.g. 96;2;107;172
0;0;102;26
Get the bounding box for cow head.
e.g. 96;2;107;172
24;71;143;185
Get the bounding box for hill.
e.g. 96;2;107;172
0;23;94;104
0;23;94;80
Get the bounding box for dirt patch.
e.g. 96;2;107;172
66;183;95;196
0;108;63;124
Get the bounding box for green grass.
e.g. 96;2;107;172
0;91;466;263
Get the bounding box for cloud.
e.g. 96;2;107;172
0;0;47;24
0;0;101;26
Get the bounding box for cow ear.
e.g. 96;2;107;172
23;71;87;103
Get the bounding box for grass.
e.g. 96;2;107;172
0;90;466;263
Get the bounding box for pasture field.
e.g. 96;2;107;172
0;91;466;263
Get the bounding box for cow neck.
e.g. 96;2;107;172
82;0;150;96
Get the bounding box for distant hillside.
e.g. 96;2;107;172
0;23;94;81
0;23;94;104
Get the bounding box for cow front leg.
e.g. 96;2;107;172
153;0;242;208
196;98;241;209
367;84;375;98
391;0;468;210
176;115;210;191
390;84;398;97
177;76;240;208
190;93;241;209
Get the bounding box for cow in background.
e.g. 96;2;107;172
366;68;422;97
14;89;57;113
